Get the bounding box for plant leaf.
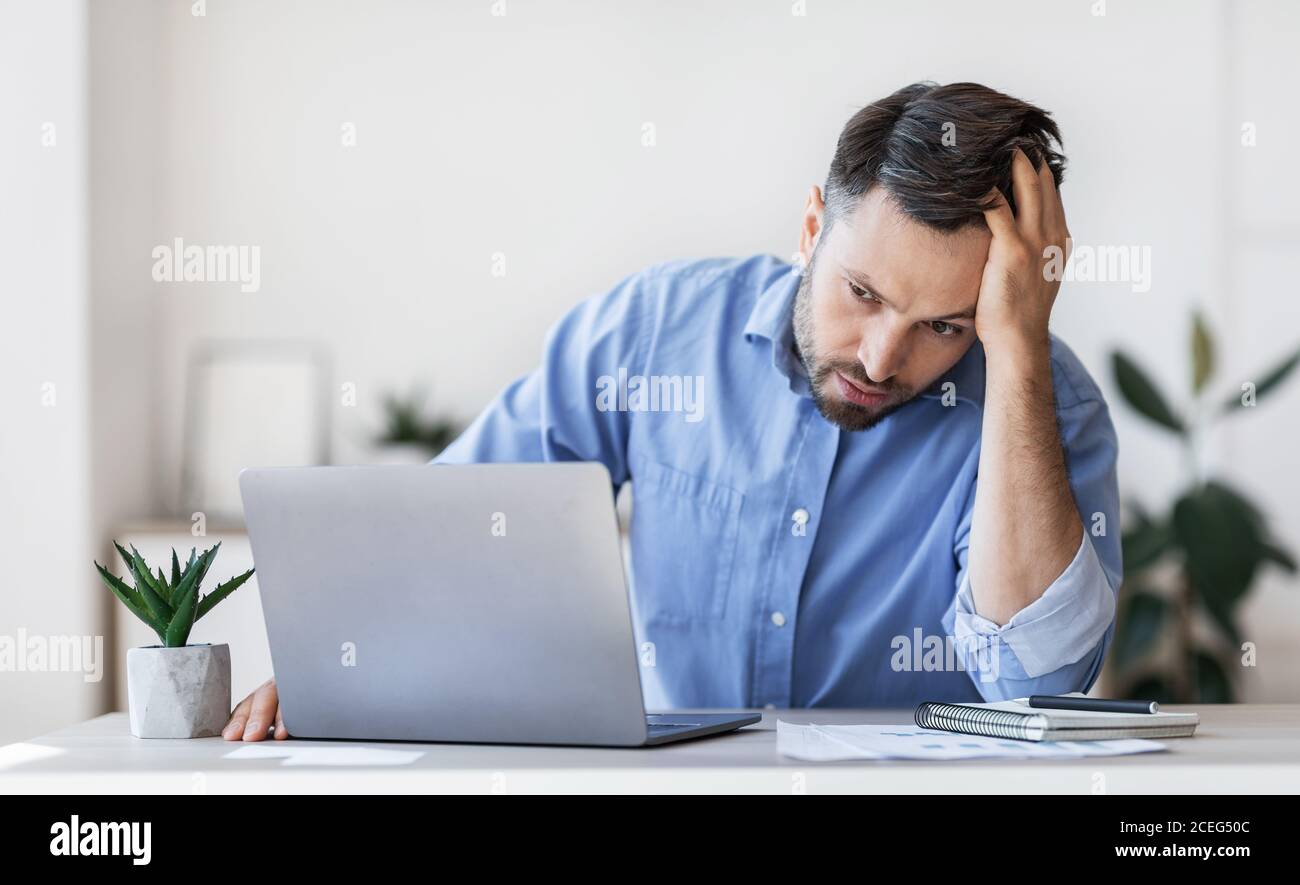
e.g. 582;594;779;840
1262;542;1298;573
1191;311;1215;394
1111;351;1185;434
177;546;198;579
130;550;172;609
114;541;138;577
1191;650;1234;703
171;549;182;587
191;542;221;589
162;543;223;646
1121;512;1174;574
124;544;169;606
173;544;220;600
1222;346;1300;413
1254;347;1300;398
95;561;166;640
1172;481;1268;647
1199;591;1242;650
165;580;200;647
118;543;174;624
197;567;255;621
1113;588;1166;670
101;554;145;609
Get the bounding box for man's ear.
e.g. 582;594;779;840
798;185;826;269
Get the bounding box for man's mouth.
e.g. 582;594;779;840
834;371;891;407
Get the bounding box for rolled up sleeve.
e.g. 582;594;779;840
948;530;1116;699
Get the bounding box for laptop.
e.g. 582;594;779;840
238;463;760;746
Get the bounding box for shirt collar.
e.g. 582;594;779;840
742;258;984;409
742;261;810;396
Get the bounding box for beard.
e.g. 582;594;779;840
791;265;917;432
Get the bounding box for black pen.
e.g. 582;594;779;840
1027;695;1158;714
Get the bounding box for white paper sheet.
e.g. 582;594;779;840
222;744;424;767
776;720;1168;762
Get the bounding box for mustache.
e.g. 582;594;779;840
814;360;906;397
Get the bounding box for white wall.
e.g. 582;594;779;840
137;0;1242;506
0;0;96;744
89;0;167;522
1221;0;1300;701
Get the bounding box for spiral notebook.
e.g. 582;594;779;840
913;697;1200;742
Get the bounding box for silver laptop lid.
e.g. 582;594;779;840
239;463;649;746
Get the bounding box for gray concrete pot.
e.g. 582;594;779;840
127;643;231;738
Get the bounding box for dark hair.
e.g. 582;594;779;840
823;81;1066;233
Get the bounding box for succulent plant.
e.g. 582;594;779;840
375;386;460;456
94;541;254;648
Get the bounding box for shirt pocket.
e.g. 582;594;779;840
628;456;743;622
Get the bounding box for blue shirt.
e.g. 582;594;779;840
436;254;1121;709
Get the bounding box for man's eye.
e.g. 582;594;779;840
930;321;962;337
848;282;876;302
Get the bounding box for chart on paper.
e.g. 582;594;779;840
776;720;1168;762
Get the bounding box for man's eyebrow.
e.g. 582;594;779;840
843;267;976;322
933;305;977;321
843;268;893;305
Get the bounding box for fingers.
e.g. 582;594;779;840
982;188;1017;242
242;679;279;741
273;704;288;740
222;690;254;740
1010;148;1043;234
222;678;278;741
1036;159;1072;268
1038;159;1067;238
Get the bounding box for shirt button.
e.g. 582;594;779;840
770;611;787;627
791;508;809;525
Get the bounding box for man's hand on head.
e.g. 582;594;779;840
966;148;1085;624
975;148;1071;357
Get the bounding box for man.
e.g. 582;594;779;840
226;81;1120;742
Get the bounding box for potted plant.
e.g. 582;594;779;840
94;541;254;738
1108;312;1298;702
372;385;461;463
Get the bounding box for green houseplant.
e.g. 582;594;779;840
1109;313;1298;702
94;541;254;738
374;386;460;460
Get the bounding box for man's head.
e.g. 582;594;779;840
793;81;1066;431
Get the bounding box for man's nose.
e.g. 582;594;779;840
858;320;909;383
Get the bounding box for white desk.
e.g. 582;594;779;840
2;705;1297;794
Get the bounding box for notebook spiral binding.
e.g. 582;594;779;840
914;702;1035;740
